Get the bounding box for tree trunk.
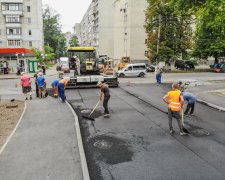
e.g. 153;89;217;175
214;54;218;64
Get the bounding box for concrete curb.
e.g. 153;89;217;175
197;98;225;112
0;73;58;80
66;101;90;180
0;101;27;155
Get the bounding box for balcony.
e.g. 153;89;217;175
6;34;22;40
2;10;23;16
1;0;23;2
5;23;21;28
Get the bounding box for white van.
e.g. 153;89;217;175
117;63;146;78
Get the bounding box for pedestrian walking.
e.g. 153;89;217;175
36;72;46;98
156;67;163;85
58;77;70;103
33;70;39;97
51;79;59;97
97;81;111;117
17;63;21;75
20;72;32;100
41;62;46;75
163;83;187;135
182;92;196;116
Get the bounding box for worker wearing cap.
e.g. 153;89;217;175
163;83;187;135
97;81;110;117
182;92;196;116
20;72;32;100
58;77;70;103
51;79;59;97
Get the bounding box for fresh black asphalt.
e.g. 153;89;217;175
66;83;225;180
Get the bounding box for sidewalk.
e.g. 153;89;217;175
0;97;84;180
194;89;225;112
0;65;58;80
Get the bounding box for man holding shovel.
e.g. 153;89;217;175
97;81;110;117
163;83;187;135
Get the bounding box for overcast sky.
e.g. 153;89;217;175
42;0;92;33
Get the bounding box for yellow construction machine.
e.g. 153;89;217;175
118;57;131;70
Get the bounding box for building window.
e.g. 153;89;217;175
145;39;148;44
29;41;32;47
6;28;21;35
1;3;23;11
145;50;149;57
6;15;21;23
28;18;31;23
27;6;31;12
28;30;32;35
7;40;21;47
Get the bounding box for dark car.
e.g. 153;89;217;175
146;64;156;72
174;60;195;70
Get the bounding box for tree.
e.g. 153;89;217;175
69;35;79;47
43;5;66;58
192;0;225;63
145;0;193;63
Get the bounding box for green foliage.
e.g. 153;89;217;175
145;0;193;63
32;45;55;63
43;5;66;58
193;0;225;63
69;35;79;47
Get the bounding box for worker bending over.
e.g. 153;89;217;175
58;77;70;103
163;83;187;135
182;92;196;116
97;81;110;117
51;79;59;97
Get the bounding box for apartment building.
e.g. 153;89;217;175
75;0;114;58
0;0;43;73
75;0;148;64
113;0;148;63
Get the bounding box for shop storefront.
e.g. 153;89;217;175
0;48;35;74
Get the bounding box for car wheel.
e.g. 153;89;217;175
139;72;145;77
119;73;125;78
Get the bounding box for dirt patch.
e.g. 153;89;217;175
0;100;25;148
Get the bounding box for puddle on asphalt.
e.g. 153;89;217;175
89;135;133;165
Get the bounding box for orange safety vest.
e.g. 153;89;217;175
168;89;182;111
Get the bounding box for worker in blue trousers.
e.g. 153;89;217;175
182;91;197;116
57;77;70;103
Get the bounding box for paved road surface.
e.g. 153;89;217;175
66;84;225;180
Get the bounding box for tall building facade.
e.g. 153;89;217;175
0;0;43;49
75;0;115;58
75;0;148;64
0;0;43;73
113;0;148;63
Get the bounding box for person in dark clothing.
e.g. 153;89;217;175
182;92;197;115
97;81;111;117
42;62;46;75
33;71;39;97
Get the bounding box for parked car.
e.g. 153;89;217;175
146;64;156;72
174;60;195;70
117;63;146;78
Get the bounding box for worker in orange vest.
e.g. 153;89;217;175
163;83;187;136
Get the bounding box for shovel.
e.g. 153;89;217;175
82;100;100;121
181;109;189;134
